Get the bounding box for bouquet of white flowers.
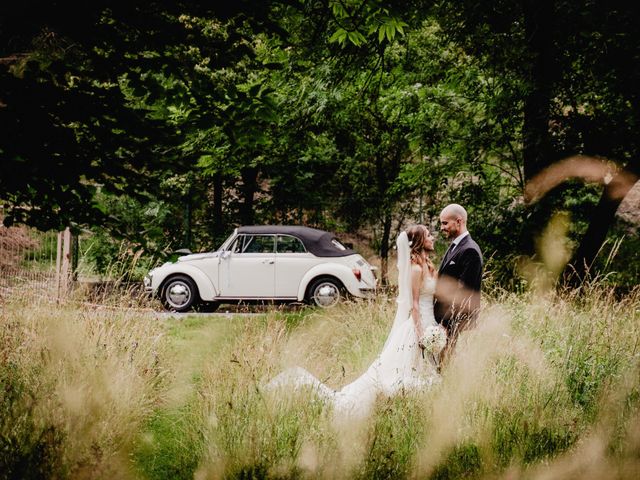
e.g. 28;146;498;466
418;324;447;355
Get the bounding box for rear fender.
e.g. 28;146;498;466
297;264;359;301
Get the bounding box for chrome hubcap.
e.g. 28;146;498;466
166;281;191;308
313;282;340;307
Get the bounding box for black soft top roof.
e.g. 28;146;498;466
237;225;356;257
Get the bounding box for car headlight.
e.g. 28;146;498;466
143;274;152;289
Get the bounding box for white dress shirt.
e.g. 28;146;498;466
449;230;469;254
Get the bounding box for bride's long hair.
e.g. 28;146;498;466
406;224;436;276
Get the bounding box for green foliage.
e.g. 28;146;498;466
328;1;408;47
591;223;640;293
358;395;425;480
81;190;181;279
133;408;205;480
1;0;638;289
430;443;483;480
0;361;67;480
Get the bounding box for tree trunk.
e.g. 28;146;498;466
240;167;258;225
379;212;392;286
212;171;224;238
184;194;192;249
522;0;555;182
565;167;639;284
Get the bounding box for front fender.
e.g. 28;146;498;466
151;264;218;301
297;263;359;301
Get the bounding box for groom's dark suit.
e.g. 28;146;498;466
434;233;483;340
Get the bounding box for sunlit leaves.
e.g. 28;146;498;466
327;1;408;47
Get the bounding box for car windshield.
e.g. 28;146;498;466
217;229;238;252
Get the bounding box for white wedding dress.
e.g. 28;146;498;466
266;232;440;419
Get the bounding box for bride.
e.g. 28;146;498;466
266;225;443;418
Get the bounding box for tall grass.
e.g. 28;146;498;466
188;287;640;479
1;285;639;479
0;296;168;479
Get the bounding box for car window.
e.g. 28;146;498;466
276;235;306;253
238;235;275;254
331;238;347;251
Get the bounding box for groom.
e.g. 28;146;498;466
434;204;483;359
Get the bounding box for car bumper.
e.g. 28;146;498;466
357;286;376;298
143;274;153;294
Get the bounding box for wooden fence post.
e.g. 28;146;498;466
56;227;74;300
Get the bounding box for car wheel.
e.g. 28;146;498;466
306;277;344;308
161;275;199;312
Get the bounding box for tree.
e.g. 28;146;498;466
0;1;280;232
433;0;640;282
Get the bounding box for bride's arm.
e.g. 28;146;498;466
411;264;425;343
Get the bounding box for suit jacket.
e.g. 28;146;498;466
434;234;483;331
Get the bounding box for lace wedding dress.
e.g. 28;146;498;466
266;232;440;419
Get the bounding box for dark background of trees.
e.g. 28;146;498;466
1;0;638;289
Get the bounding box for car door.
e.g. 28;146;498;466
274;234;317;297
219;234;276;298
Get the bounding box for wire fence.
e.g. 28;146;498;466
0;221;60;299
0;210;158;311
0;206;83;302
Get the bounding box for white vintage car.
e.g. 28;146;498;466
144;225;377;312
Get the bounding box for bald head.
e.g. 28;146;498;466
441;204;467;222
439;203;468;240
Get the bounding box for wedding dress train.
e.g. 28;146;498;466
266;232;440;419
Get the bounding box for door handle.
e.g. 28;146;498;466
262;259;275;264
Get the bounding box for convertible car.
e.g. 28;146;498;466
144;225;377;312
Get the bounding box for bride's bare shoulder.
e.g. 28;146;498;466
410;263;423;274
